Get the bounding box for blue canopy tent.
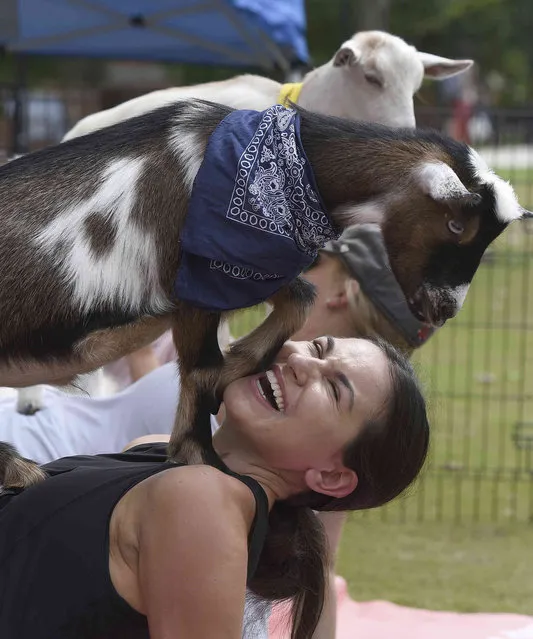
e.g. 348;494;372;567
0;0;308;70
0;0;309;152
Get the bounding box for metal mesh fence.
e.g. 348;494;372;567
3;85;533;523
234;106;533;524
373;107;533;523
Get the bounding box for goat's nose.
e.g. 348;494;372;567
409;289;455;327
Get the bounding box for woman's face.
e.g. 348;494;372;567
218;337;391;472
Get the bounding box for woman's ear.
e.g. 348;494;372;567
325;289;348;310
326;279;360;311
304;466;358;499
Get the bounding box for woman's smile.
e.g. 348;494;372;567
252;365;286;413
219;338;394;474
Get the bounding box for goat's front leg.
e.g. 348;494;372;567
168;308;223;464
217;276;316;397
16;386;45;415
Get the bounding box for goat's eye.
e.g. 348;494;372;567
364;73;383;88
448;219;464;235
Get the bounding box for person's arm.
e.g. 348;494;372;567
126;345;161;382
122;434;170;452
311;511;347;639
137;466;251;639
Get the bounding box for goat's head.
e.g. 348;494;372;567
329;30;472;128
378;153;525;326
299;110;528;327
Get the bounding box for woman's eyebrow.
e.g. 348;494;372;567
326;336;355;410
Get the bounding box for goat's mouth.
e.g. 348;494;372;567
408;288;458;327
408;301;441;326
255;369;285;412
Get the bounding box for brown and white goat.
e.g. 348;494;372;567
21;31;476;415
0;100;527;476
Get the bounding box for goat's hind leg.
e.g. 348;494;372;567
168;308;223;464
218;276;316;396
0;442;47;489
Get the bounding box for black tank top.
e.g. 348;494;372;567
0;443;269;639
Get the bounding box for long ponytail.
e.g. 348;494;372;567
0;442;46;491
248;501;328;639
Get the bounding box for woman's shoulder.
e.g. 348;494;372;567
148;463;256;520
134;464;256;563
110;464;255;623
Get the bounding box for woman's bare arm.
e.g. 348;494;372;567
122;434;170;451
137;466;253;639
311;511;347;639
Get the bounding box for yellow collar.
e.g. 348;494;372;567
278;82;303;107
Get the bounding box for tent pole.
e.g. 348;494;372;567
11;52;27;156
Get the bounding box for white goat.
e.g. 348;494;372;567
64;30;473;140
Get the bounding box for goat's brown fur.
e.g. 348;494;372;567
0;101;524;487
0;316;172;388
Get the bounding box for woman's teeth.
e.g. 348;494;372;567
266;370;285;411
256;369;285;412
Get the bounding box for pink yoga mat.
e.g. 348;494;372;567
269;576;533;639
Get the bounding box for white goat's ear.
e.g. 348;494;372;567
334;45;359;67
418;52;474;79
416;162;481;206
520;208;533;219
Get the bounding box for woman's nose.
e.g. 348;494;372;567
287;352;324;385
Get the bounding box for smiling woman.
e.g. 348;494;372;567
218;338;390;478
0;337;429;639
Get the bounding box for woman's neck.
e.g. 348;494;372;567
212;432;300;508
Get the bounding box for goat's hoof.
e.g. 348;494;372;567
16;403;42;416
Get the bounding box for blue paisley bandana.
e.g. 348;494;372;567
174;105;339;311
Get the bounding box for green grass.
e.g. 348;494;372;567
413;255;533;470
337;519;533;613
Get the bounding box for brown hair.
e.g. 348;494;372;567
345;279;414;355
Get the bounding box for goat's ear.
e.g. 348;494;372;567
334;45;359;67
416;162;481;206
520;207;533;219
418;52;474;80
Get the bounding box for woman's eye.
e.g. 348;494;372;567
329;380;340;402
448;219;464;235
312;340;339;402
313;340;323;358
